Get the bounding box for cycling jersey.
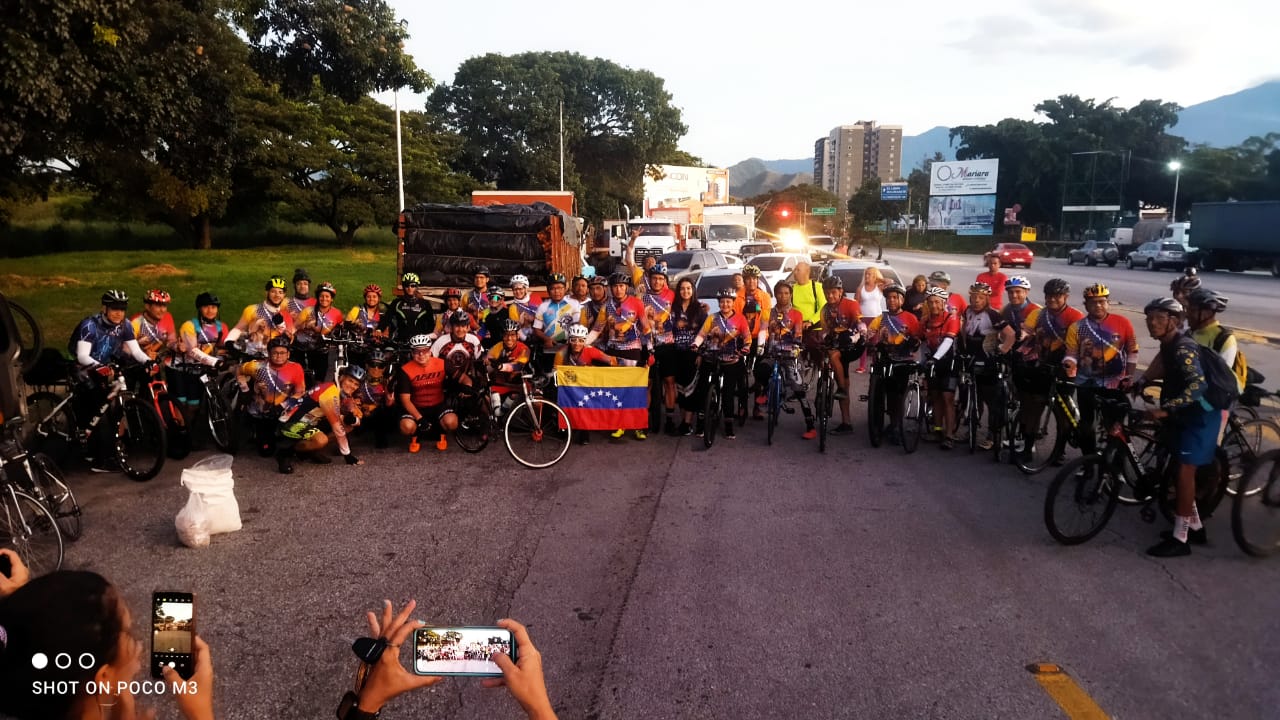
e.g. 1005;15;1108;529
462;287;489;317
431;333;483;363
239;359;306;415
487;341;532;386
734;287;771;319
946;292;968;315
508;292;544;342
961;306;1005;353
596;296;647;351
234;302;295;340
868;310;922;360
975;271;1008;309
697;312;751;362
396;357;447;407
278;382;350;453
554;345;616;367
671;301;707;350
178;318;228;365
923;309;961;356
1064;313;1139;387
378;296;435;343
346;304;383;331
297;305;345;334
69;314;141;366
285;295;315;320
130;313;177;360
1158;335;1209;414
431;310;480;336
354;377;392;416
791;280;826;324
820;298;864;336
533;298;582;344
1023;305;1085;364
642;289;676;346
768;306;805;350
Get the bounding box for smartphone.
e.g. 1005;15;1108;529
151;592;196;679
412;626;515;677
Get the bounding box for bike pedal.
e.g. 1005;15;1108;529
782;405;796;415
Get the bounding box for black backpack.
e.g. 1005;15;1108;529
1176;335;1239;410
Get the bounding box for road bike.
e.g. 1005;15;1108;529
988;354;1026;465
812;349;836;453
699;350;733;450
1;417;80;542
168;359;237;454
900;362;930;454
955;353;980;453
503;372;571;468
1232;448;1280;557
27;364;167;481
1043;395;1228;545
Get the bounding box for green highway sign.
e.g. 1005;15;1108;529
811;207;836;215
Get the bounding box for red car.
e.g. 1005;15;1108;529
992;242;1034;268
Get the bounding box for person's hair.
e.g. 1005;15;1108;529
912;274;928;289
0;571;123;720
863;267;882;287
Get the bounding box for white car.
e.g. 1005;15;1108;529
723;254;744;270
693;267;774;316
744;252;810;291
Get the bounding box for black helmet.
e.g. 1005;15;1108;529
502;319;520;334
366;347;393;366
266;275;287;290
883;282;906;298
339;365;366;381
101;289;129;306
1187;288;1228;313
824;275;844;291
609;272;632;287
195;292;221;308
1043;278;1070;297
267;336;291;350
447;310;471;327
1143;297;1184;316
716;287;737;300
474;266;491;277
292;268;311;284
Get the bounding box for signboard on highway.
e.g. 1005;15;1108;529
881;183;908;201
929;159;999;196
811;207;836;215
927;194;996;235
1021;226;1037;242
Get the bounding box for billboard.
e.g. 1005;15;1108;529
642;164;729;224
929;159;999;196
881;182;908;201
927;194;997;235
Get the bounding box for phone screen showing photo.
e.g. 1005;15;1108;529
413;626;514;677
151;592;195;679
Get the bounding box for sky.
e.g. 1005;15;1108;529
386;0;1279;168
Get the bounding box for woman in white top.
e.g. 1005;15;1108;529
856;266;887;373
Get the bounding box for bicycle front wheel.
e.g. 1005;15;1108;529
32;453;81;541
1223;418;1280;495
504;399;570;469
703;380;721;449
1016;402;1066;475
963;379;980;453
901;380;924;454
1232;449;1280;557
0;489;64;574
114;397;167;481
866;375;884;448
815;372;833;453
455;396;493;453
1044;454;1120;545
766;372;781;446
205;381;237;454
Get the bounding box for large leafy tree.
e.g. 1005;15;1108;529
429;51;689;221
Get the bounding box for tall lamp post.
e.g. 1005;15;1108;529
1168;160;1182;221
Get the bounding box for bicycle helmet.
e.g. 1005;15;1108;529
883;282;906;298
267;336;291;350
823;274;844;291
443;287;463;300
267;275;288;290
447;310;471;327
474;266;491;277
292;268;311;284
547;273;567;286
1143;297;1184;316
926;286;950;300
647;263;668;278
1170;267;1201;294
610;272;632;287
487;285;505;301
339;364;366;381
363;284;382;296
195;292;221;308
969;282;992;295
401;272;420;287
316;282;336;298
510;274;529;288
1082;283;1110;300
365;347;393;366
1005;276;1031;290
101;289;129;306
408;334;432;349
928;270;951;284
742;264;762;278
568;324;590;339
144;288;171;304
1186;288;1229;313
1043;278;1070;297
716;287;737;300
502;319;521;334
588;275;607;287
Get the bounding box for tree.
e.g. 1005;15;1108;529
429;51;688;221
746;184;841;234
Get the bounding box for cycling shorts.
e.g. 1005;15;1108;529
653;344;680;378
403;403;452;435
1176;407;1221;468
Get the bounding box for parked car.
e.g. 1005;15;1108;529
1126;241;1189;271
694;267;774;316
807;235;837;253
737;241;775;258
991;242;1034;268
818;260;904;295
744;252;810;291
659;249;729;285
1067;240;1119;267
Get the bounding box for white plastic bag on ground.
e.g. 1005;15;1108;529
179;454;242;536
176;491;211;548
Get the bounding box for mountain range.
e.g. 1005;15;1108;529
728;81;1280;197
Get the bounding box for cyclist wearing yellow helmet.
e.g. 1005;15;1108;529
226;275;296;345
377;272;436;343
1063;282;1139;457
735;264;772;321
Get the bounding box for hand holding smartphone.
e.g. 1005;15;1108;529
151;592;196;680
412;626;515;677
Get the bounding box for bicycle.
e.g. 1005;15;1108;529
503;372;571;468
698;350;733;450
900;362;930;455
954;353;980;453
812;349;836;453
1043;395;1228;545
27;363;167;481
1013;366;1083;475
0;469;63;575
764;346;800;445
452;370;495;454
168;359;237;454
1232;448;1280;557
863;344;917;449
1;417;81;542
988;354;1026;465
127;362;190;460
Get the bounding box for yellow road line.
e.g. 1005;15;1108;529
1027;663;1111;720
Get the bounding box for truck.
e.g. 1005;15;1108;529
618;216;683;262
397;202;585;287
471;190;575;216
1188;201;1280;276
703;205;756;256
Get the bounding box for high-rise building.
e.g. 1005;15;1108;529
812;121;903;203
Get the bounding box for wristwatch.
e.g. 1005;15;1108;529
337;691;380;720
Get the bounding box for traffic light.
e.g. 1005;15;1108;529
777;207;791;219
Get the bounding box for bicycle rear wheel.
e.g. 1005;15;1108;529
0;489;63;574
454;395;493;453
766;371;781;446
1016;402;1066;475
866;374;884;448
815;370;833;453
205;381;237;454
1223;418;1280;495
901;380;924;454
32;453;81;541
1044;454;1120;545
1232;448;1280;557
703;380;721;449
114;397;167;481
504;399;570;468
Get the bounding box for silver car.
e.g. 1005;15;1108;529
1126;241;1187;271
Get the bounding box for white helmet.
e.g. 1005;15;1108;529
510;274;529;288
926;286;950;300
408;334;432;349
568;324;589;339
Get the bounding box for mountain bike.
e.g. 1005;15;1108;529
1015;367;1082;475
168;360;237;454
699;350;732;450
503;372;571;468
127;362;190;460
812;350;836;453
27;364;167;481
764;347;793;445
1232;448;1280;557
1;417;80;542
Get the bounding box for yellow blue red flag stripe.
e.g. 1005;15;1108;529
555;366;649;430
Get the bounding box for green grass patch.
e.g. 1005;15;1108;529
1;246;399;348
0;220;396;257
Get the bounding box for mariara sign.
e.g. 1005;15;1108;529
929;159;999;196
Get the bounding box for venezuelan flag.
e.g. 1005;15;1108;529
556;366;649;430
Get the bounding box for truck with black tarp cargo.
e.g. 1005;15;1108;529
1188;200;1280;277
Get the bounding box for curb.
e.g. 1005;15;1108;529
1109;302;1280;348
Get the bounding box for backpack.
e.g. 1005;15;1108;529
1210;326;1249;393
1178;336;1239;410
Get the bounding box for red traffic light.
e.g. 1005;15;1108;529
778;208;791;218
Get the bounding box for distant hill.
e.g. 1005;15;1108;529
901;126;956;169
1174;81;1280;146
727;157;812;196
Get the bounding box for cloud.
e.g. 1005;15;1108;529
1128;45;1195;70
1025;0;1122;31
946;10;1191;71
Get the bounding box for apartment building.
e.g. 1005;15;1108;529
812;122;903;202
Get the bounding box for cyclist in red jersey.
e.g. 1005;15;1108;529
237;335;306;456
1063;283;1139;457
274;365;365;473
131;288;177;360
397;334;458;452
922;287;962;448
818;276;864;434
692;287;752;440
643;265;680;433
486;319;532;413
762;281;815;438
975;254;1008;310
297;282;345;334
928;271;967;315
867;283;923;444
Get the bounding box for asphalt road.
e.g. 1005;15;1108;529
48;367;1280;719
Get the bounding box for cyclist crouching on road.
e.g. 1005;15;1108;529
692;287;751;440
921;287;961;449
818;275;864;435
237;335;306;457
1136;298;1220;557
352;347;398;449
398;334;458;453
275;365;366;474
867;283;922;445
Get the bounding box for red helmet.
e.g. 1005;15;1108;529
363;284;382;296
144;289;171;304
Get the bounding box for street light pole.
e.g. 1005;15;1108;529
1169;160;1182;221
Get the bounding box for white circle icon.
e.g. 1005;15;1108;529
54;653;72;669
31;653;48;670
167;661;176;668
78;653;96;669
